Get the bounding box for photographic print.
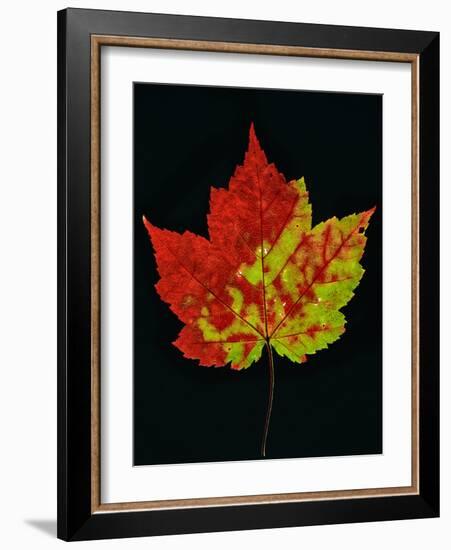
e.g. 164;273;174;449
58;11;439;540
134;83;382;466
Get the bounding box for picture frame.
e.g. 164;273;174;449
57;7;439;541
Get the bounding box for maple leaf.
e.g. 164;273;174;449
143;123;375;456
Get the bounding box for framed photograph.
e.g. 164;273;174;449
57;8;439;541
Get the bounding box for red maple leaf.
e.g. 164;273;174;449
143;124;375;456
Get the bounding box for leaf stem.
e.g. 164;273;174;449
261;340;275;458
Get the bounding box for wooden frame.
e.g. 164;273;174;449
58;8;439;541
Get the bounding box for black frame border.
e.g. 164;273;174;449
57;8;439;541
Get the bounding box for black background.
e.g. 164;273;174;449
133;83;382;466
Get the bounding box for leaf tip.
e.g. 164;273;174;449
366;205;377;219
142;216;162;245
360;205;377;228
248;121;261;149
142;215;153;233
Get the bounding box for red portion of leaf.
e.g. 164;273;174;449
143;219;264;368
207;124;311;266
